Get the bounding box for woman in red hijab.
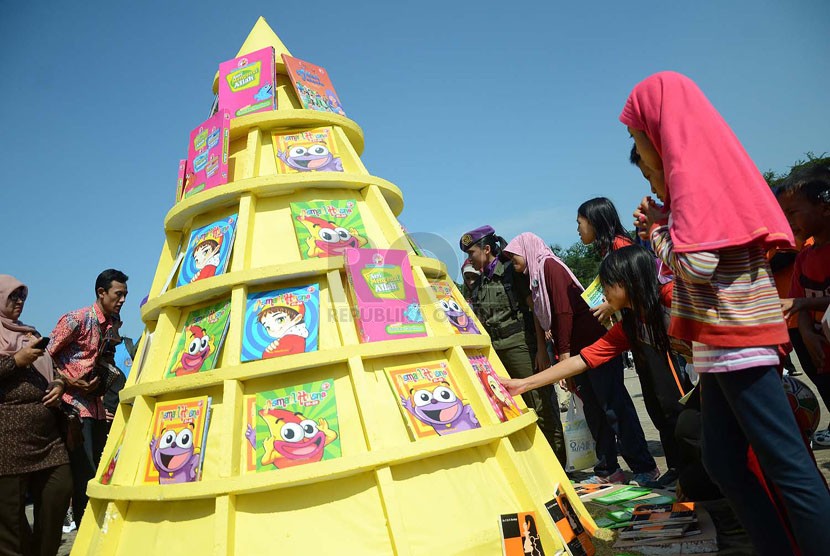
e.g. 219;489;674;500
622;71;829;556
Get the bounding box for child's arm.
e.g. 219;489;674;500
782;296;830;319
798;310;827;370
503;355;589;396
651;224;720;284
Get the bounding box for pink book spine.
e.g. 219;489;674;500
186;110;231;198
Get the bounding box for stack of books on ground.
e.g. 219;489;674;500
612;502;718;554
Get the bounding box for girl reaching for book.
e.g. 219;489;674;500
503;245;691;483
623;70;830;556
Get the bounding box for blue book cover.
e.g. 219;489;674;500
241;284;320;362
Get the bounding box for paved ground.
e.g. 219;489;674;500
43;358;830;555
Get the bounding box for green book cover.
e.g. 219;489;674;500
290;200;369;259
165;299;231;378
244;379;341;472
592;486;652;505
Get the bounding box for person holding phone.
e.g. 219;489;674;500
0;275;71;556
48;269;128;527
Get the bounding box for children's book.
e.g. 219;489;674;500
143;396;212;484
627;503;696;528
386;361;479;439
400;224;425;257
430;280;479;335
244;379;340;472
571;482;616;500
545;485;595;556
592;485;652;505
218;46;276;118
272;127;344;174
176;214;238;287
100;428;126;485
499;512;546;556
184;109;231;198
176;159;187;202
290;200;368;259
161;252;185;295
619;494;675;509
580;276;605;309
468;354;520;422
281;54;346;116
241;285;320;362
345;249;427;343
132;331;152;382
164;299;231;378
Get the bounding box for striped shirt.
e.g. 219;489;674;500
692;343;780;373
650;224;789;352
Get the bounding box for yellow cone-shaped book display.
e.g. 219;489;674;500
73;17;597;555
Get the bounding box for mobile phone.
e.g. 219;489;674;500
32;337;50;350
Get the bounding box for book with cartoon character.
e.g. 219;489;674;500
176;159;187;202
429;280;479;335
218;46;276;118
499;511;546;556
243;378;341;472
281;54;346;116
345;249;427;343
164;299;231;378
290;200;368;259
184;109;230;198
143;396;212;484
176;214;238;287
385;361;479;439
468;354;521;423
272;127;344;174
241;285;320;362
99;428;126;485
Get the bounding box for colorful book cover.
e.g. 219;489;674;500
244;379;340;472
580;275;605;309
499;512;546;556
400;224;425;257
545;485;595;556
430;280;479;334
184;109;230;198
469;354;520;422
345;249;427;343
143;396;212;484
282;54;346;116
100;428;126;485
273;127;344;174
176;214;238;287
628;503;696;528
619;494;675;509
218;46;276;118
593;485;652;505
176;159;187;202
241;285;320;362
572;482;615;500
290;200;368;259
386;361;480;439
164;299;231;378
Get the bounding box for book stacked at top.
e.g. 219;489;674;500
617;502;700;542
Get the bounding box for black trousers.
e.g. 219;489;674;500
68;418;107;525
0;464;72;556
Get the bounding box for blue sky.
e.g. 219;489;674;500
3;1;828;339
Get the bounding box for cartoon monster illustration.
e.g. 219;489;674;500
400;381;479;435
277;142;343;172
149;424;201;484
403;303;424;323
245;409;337;469
439;296;479;334
295;215;368;257
258;303;309;358
170;326;215;377
191;231;224;282
254;83;274;101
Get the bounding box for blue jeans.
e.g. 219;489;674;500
574;355;655;475
701;367;830;556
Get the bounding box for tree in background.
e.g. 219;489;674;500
764;152;829;189
550;242;601;287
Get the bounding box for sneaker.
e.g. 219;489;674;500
813;428;830;447
641;468;679;489
62;521;76;534
630;468;661;486
581;468;626;484
62;508;76;534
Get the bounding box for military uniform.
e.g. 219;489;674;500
466;245;565;465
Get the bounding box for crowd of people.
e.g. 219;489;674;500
0;270;128;555
460;72;830;556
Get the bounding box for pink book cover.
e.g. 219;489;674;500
176;159;187;202
344;249;427;343
282;54;346;116
218;46;276;118
184;110;230;199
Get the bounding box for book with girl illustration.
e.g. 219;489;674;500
241;285;320;362
143;396;213;484
164;299;231;378
243;378;341;472
468;353;520;422
176;214;238;286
